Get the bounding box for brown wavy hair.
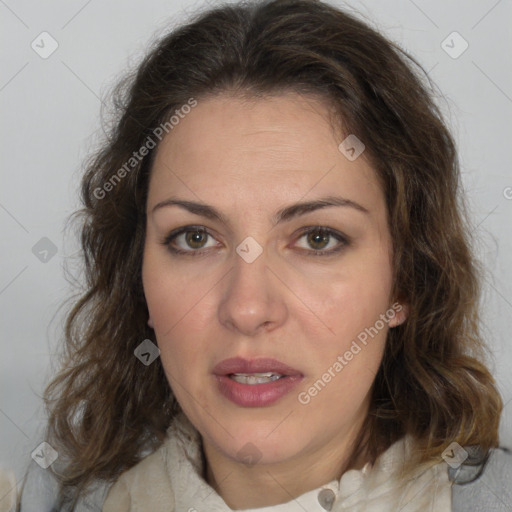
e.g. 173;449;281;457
40;0;502;505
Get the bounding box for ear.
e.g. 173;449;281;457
148;316;155;329
388;302;408;328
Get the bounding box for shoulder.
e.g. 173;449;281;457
451;447;512;512
18;462;60;512
104;413;200;512
18;444;172;512
18;461;110;512
0;467;17;512
103;443;175;512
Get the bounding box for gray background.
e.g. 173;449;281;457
1;0;511;487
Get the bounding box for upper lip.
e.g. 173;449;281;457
213;357;302;376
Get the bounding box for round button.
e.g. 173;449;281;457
318;488;336;511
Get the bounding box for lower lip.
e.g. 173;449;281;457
214;375;303;407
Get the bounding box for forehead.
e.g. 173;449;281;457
148;92;383;216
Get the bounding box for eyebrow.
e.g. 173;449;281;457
151;196;369;225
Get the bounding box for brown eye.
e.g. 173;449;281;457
163;226;219;254
294;227;349;255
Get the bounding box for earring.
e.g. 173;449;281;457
389;303;408;327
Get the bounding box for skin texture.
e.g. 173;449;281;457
142;93;407;509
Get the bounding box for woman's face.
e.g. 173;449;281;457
142;93;404;469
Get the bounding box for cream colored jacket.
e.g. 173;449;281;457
102;413;452;512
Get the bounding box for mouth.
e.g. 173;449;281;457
212;357;304;407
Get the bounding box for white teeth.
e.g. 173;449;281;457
230;372;283;385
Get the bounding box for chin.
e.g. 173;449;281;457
215;418;306;464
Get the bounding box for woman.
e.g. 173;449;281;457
14;0;511;510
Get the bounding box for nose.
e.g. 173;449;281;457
217;251;288;337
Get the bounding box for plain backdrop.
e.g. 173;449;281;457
1;0;511;485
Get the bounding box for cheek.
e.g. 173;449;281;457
297;279;390;416
142;247;216;334
289;247;392;404
142;249;218;383
289;248;393;340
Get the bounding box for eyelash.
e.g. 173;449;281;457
161;225;349;257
